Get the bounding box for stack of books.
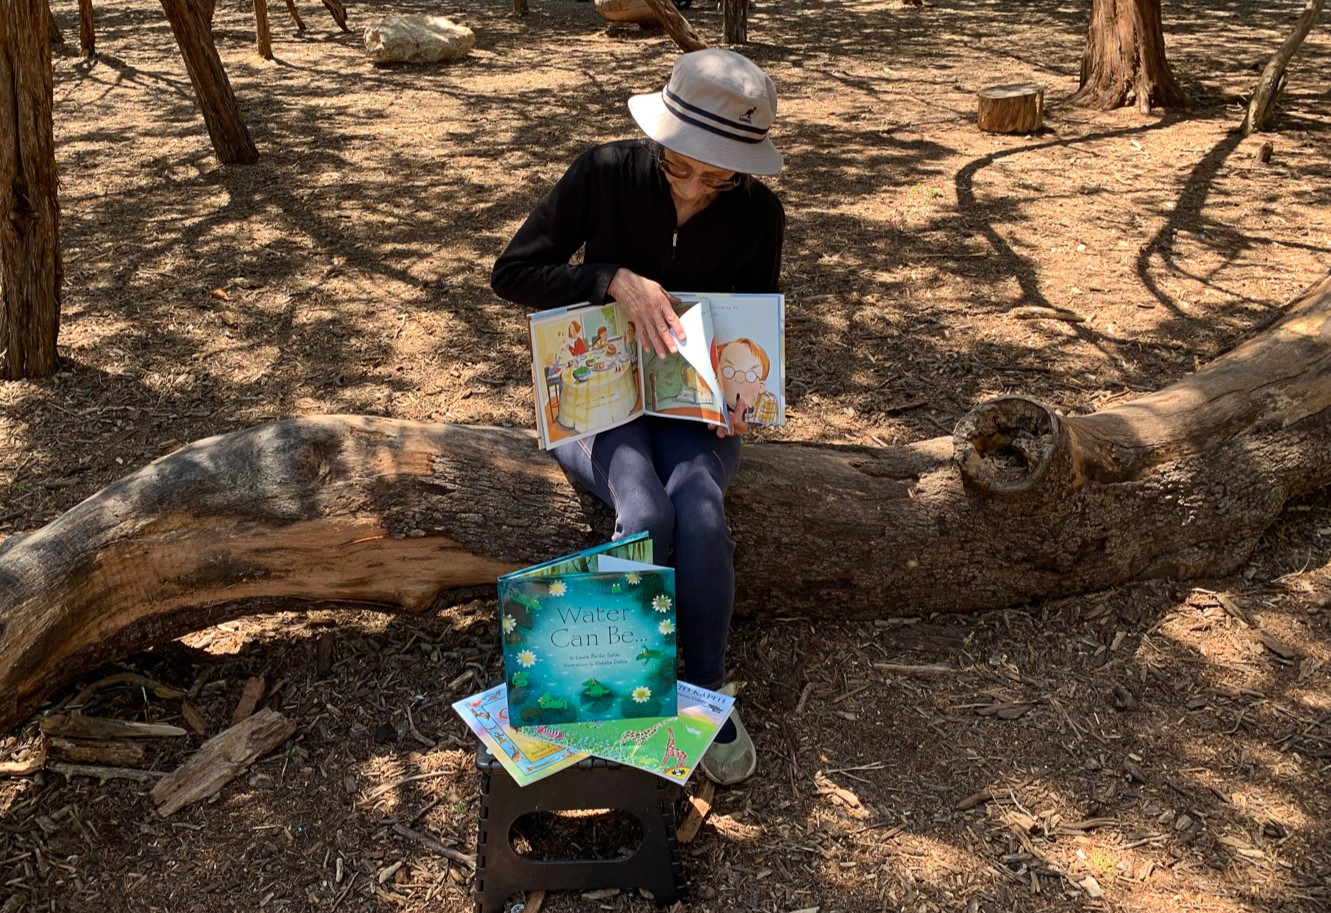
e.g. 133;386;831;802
452;532;733;787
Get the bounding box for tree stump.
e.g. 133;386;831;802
977;83;1044;134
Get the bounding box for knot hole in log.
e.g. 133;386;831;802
954;397;1060;494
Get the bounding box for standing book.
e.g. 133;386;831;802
498;532;678;726
528;292;785;450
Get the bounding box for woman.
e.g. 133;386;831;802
491;49;785;786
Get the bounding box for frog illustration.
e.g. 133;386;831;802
510;670;529;689
582;678;613;699
537;692;568;710
636;647;665;664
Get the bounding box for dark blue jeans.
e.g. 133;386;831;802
554;417;742;691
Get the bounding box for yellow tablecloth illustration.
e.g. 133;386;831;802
558;360;637;433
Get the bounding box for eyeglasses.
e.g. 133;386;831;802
657;152;741;191
721;365;761;383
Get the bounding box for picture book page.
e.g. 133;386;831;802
639;299;728;428
521;681;736;786
452;684;586;787
696;293;786;427
528;303;643;449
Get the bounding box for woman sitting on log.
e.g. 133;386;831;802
490;49;786;786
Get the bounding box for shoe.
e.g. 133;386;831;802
700;688;756;786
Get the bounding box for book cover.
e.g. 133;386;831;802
498;533;677;726
527;293;785;449
451;684;586;787
519;681;736;786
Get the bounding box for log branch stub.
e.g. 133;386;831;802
954;397;1060;495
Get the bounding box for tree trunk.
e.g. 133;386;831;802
78;0;94;58
46;0;63;44
1;272;1330;732
319;0;349;32
0;0;63;380
722;0;747;44
1241;0;1326;136
254;0;272;59
282;0;306;32
642;0;706;52
159;0;259;164
1070;0;1188;112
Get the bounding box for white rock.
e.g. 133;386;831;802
364;16;475;65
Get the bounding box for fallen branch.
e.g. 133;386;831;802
1;272;1330;731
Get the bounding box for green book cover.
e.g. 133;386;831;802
498;532;677;726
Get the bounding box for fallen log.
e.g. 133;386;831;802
0;272;1329;732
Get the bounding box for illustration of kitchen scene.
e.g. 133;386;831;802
532;305;642;439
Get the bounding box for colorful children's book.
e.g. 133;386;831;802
451;684;586;786
520;681;736;786
498;532;678;726
527;292;785;450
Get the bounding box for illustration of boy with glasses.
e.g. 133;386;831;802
716;337;778;426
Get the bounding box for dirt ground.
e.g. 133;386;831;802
3;0;1331;910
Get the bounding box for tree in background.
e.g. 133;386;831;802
1071;0;1189;112
0;0;62;380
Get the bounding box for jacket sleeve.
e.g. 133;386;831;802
490;151;619;310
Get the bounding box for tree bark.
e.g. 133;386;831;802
78;0;94;58
2;272;1331;732
254;0;272;59
722;0;747;44
514;0;528;16
1241;0;1326;136
642;0;706;52
0;0;63;380
1071;0;1188;112
159;0;259;164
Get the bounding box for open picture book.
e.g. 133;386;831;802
527;292;785;450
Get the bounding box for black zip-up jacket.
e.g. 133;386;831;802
490;140;784;310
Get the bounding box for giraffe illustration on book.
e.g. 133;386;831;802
617;718;668;755
659;726;688;771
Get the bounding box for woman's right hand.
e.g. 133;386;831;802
608;268;685;358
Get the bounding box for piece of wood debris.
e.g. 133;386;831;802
815;772;870;819
65;672;186;710
520;889;545;913
0;745;48;777
1078;875;1105;899
1259;631;1298;660
956;789;993;811
150;708;298;816
48;761;165;783
180;701;210;737
977;702;1033;720
1010;306;1085;322
871;662;954;676
47;736;148;767
1216;593;1254;625
39;714;187;740
391;823;475;869
231;675;267;724
677;779;715;844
